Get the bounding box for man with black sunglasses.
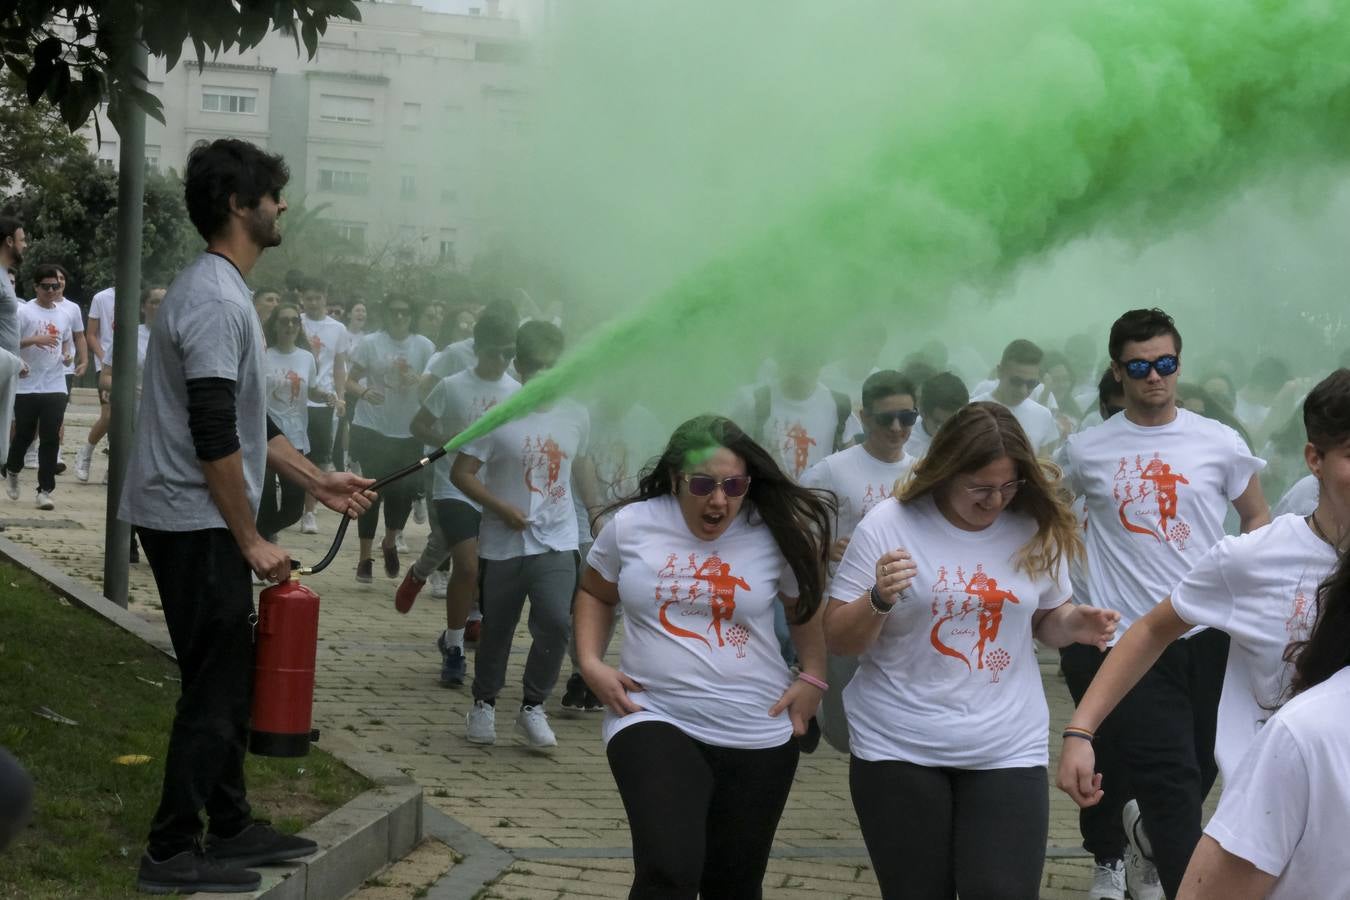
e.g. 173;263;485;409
802;370;919;753
1056;308;1270;900
973;339;1060;456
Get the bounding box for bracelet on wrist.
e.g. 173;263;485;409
1062;726;1095;743
797;672;828;692
869;584;895;615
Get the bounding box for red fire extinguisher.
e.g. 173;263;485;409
249;572;321;757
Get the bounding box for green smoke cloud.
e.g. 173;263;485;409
448;0;1350;454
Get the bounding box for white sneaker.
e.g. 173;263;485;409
300;512;318;534
75;444;93;482
395;533;409;554
429;569;449;599
514;705;557;749
35;490;55;510
1122;800;1165;900
412;497;427;524
466;701;496;745
1090;858;1126;900
5;471;18;501
24;449;37;469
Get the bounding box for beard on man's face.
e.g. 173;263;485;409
247;206;283;249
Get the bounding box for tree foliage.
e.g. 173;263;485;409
0;72;89;193
0;0;361;131
3;146;198;301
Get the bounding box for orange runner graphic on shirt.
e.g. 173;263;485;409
1286;573;1317;641
927;564;1020;682
1114;453;1192;545
521;435;569;503
653;552;753;656
783;423;817;479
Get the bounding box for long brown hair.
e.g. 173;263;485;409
607;415;834;624
1285;552;1350;697
898;401;1082;578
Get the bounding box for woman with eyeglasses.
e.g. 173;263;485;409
823;402;1119;900
346;297;435;582
254;302;332;545
572;415;834;899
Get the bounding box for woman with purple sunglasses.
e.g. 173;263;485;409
573;414;833;899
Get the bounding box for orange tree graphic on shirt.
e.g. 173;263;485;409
1114;452;1191;543
927;564;1021;681
652;552;753;654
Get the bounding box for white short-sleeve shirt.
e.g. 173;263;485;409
588;496;798;749
1057;409;1265;638
421;369;519;505
1168;514;1338;781
831;495;1072;768
1203;667;1350;899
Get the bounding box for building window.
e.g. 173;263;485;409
334;222;367;248
400;174;417;201
145;145;161;173
317;161;370;195
318;94;375;124
96;158;115;171
440;188;458;204
402;102;422;129
439;230;457;265
475;42;525;64
202;87;258;114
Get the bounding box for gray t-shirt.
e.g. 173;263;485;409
0;272;19;355
119;253;268;532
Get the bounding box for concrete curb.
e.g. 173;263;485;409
0;535;425;899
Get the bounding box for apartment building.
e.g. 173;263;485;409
86;0;530;267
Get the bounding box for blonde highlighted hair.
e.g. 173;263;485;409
897;402;1082;578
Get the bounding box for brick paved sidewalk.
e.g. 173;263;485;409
5;397;1217;898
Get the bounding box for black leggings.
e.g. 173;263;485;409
607;722;799;900
850;757;1048;900
349;425;420;541
255;466;305;540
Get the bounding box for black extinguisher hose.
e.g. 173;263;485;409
300;447;449;575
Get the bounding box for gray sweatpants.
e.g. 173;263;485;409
472;550;579;706
410;497;450;581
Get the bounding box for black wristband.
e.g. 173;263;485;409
869;584;895;615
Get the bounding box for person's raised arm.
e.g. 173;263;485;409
1056;598;1193;807
823;548;916;655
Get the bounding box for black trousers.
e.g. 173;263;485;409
5;392;66;492
349;425;420;541
255;465;305;540
1108;627;1228;898
607;722;799;900
850;757;1048;900
138;527;255;857
1059;642;1129;861
306;407;333;467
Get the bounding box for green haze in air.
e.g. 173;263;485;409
446;0;1350;454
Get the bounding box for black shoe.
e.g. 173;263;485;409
581;686;605;712
206;821;318;868
560;673;587;711
54;462;67;475
356;558;374;584
136;848;262;894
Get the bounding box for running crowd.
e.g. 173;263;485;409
2;140;1349;900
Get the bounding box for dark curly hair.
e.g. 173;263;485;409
184;139;289;242
606;415;835;624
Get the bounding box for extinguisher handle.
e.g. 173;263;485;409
301;447;448;575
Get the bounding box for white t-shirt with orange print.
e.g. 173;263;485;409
831;495;1072;768
1168;513;1338;783
461;399;590;560
587;495;799;749
732;383;840;482
803;444;915;546
263;346;317;452
302;314;349;407
1057;408;1265;639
